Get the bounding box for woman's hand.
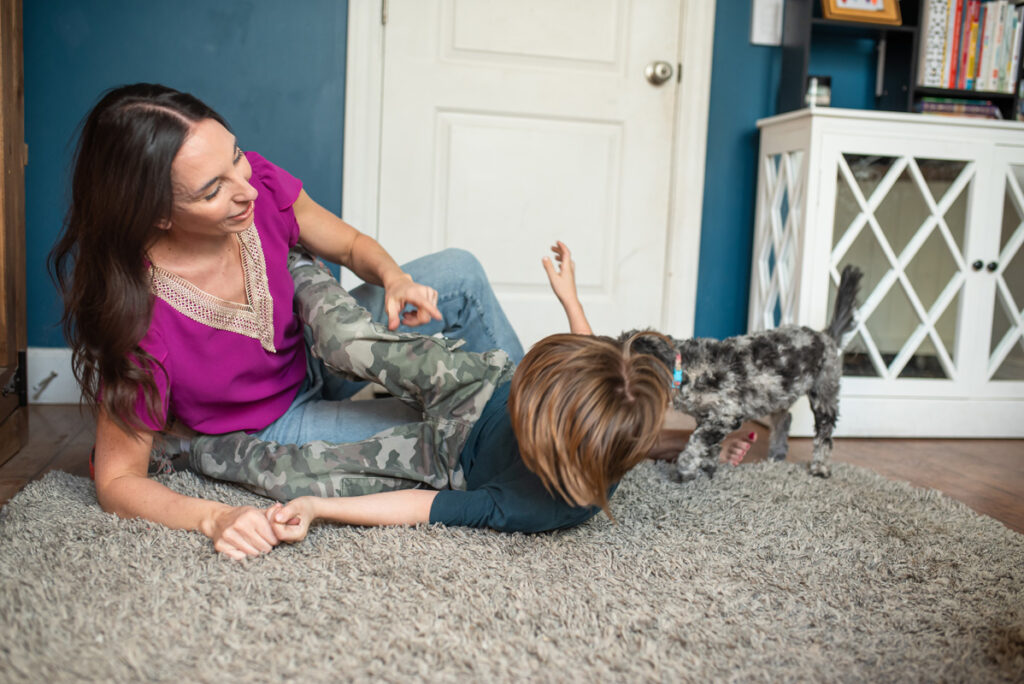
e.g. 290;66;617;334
266;497;319;543
383;274;443;330
203;505;281;560
291;189;442;330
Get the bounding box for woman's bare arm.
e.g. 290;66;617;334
291;189;442;329
93;410;280;560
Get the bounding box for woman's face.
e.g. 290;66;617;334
168;118;258;238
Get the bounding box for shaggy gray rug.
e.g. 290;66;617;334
0;461;1021;683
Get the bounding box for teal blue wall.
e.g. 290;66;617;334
696;7;876;338
696;4;782;339
24;0;348;347
24;1;876;346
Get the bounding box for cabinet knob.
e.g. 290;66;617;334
972;260;984;271
987;261;998;272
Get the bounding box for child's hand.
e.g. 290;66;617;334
542;241;580;306
543;241;592;335
265;497;318;544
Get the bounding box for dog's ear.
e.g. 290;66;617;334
620;329;675;366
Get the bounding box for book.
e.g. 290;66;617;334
915;100;1003;117
970;2;988;89
974;1;991;90
946;0;964;87
983;1;1005;92
957;0;978;89
1008;7;1024;94
963;1;980;89
919;0;950;86
997;3;1016;92
920;96;998;104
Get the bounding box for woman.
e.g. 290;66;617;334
49;83;523;559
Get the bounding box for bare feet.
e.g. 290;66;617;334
647;429;757;466
720;431;756;467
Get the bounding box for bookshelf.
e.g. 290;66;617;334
778;0;1024;120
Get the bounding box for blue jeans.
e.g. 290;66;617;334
256;248;522;446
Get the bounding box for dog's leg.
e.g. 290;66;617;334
671;422;730;482
767;410;792;461
807;390;838;478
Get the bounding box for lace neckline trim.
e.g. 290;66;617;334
149;223;277;352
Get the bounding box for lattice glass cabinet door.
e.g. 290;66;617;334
987;148;1024;384
828;152;973;386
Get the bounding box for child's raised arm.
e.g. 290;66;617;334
542;241;593;335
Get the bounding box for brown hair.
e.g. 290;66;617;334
508;333;671;517
48;83;230;434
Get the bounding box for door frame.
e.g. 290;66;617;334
0;0;27;464
342;0;716;338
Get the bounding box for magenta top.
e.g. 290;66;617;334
136;152;307;434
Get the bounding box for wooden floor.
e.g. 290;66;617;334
2;405;1023;534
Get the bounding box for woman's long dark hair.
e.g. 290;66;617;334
49;83;229;434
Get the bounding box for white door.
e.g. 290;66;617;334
376;0;682;348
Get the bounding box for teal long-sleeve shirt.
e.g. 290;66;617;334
428;383;612;532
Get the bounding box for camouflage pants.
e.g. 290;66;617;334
187;255;515;502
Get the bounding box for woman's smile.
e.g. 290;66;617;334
230;200;255;223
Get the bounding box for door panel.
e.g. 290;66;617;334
378;0;681;348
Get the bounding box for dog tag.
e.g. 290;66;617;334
673;352;683;388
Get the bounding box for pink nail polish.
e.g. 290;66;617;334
748;432;756;440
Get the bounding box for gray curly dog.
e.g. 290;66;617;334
625;265;863;482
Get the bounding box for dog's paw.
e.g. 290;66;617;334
768;446;788;462
670;463;702;483
700;458;720;478
808;461;832;478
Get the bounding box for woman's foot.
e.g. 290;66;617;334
647;429;757;466
720;431;756;467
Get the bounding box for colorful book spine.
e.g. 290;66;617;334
986;2;997;91
983;1;1004;92
962;1;980;89
919;0;950;86
916;0;1023;98
916;100;1003;117
1008;6;1024;94
970;3;988;89
946;0;964;87
996;2;1014;92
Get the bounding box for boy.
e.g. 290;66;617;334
189;243;750;541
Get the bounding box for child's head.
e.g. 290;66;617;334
508;333;671;517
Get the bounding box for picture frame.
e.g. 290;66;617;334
820;0;902;25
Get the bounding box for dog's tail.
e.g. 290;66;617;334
826;265;863;344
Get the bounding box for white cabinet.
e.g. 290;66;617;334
751;108;1024;437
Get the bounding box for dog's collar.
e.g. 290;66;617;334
673;352;683;388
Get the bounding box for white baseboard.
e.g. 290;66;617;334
26;347;82;404
789;395;1024;438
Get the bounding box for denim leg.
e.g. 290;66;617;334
257;394;421;446
349;248;525;363
187;256;515;501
